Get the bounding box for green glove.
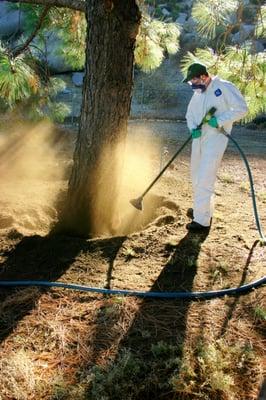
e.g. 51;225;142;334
191;128;201;139
208;116;219;128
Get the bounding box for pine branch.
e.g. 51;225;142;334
6;0;86;12
13;5;50;58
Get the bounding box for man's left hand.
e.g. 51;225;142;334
208;116;219;128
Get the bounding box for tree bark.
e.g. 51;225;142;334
58;0;141;236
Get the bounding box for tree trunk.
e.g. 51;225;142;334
58;0;141;237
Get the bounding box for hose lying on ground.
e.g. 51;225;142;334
0;276;265;299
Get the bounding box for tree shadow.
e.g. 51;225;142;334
0;233;126;343
121;230;209;347
86;230;209;397
218;240;260;338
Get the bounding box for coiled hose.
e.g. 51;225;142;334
0;133;265;299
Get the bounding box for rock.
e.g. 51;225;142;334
180;32;201;52
231;24;256;46
72;72;85;87
53;74;82;119
0;1;25;39
32;31;74;73
175;13;187;26
231;32;240;45
254;40;265;53
240;24;255;41
183;16;197;33
161;8;171;17
180;0;193;10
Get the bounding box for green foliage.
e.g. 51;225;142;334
25;77;70;122
8;3;51;36
0;43;70;123
171;339;256;399
135;14;180;72
0;44;40;106
4;3;180;118
192;0;239;40
181;47;266;122
255;4;266;38
254;306;266;320
10;4;86;70
87;342;181;399
47;102;71;123
51;10;86;70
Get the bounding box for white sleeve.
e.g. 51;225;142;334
217;82;248;127
185;97;198;131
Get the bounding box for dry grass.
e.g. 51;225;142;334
0;285;264;399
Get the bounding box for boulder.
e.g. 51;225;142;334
179;0;193;11
183;16;197;33
180;32;200;52
254;40;265;53
231;24;255;45
32;31;75;73
240;24;255;41
175;13;188;26
0;1;25;39
161;8;171;17
72;72;85;87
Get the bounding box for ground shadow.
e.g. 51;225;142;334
218;240;260;338
0;233;126;343
86;229;209;398
121;230;209;347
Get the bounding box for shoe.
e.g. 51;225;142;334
186;208;194;219
186;221;210;232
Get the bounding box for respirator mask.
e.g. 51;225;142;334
191;83;207;93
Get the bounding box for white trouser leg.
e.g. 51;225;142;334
191;131;228;226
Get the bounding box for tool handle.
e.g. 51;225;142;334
139;107;216;199
141;135;192;198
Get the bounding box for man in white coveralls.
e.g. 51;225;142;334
183;62;248;232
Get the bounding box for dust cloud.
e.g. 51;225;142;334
0;120;69;235
91;126;165;236
0;120;166;237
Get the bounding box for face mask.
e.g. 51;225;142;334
191;83;207;93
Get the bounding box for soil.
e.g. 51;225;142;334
0;120;265;400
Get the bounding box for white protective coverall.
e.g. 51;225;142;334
186;76;248;227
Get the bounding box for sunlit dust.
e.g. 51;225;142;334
90;127;165;236
0;120;69;235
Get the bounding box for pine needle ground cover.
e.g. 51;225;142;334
0;120;265;400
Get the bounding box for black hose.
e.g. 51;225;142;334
0;277;265;299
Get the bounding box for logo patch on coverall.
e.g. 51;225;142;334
215;88;222;97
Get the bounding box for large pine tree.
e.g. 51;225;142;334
2;0;180;236
2;0;265;236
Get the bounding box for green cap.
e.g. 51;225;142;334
182;63;208;83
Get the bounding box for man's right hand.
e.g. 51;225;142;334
191;128;201;139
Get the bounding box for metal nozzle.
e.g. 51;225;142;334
130;197;143;211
